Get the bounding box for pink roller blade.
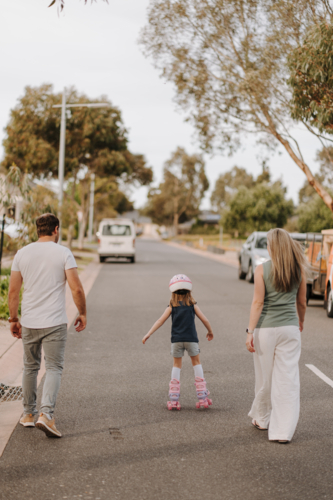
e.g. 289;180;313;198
194;377;212;409
167;379;181;411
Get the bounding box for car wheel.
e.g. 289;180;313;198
326;286;333;318
99;256;105;263
246;262;254;283
130;256;135;263
238;261;246;280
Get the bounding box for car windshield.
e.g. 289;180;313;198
255;237;267;249
102;224;131;236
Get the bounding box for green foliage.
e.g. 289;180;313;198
145;147;209;227
1;268;11;276
141;0;333;214
288;22;333;134
2;85;152;186
188;222;219;235
222;182;294;236
298;194;333;232
0;277;22;320
211;167;255;210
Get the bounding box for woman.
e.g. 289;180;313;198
246;228;307;443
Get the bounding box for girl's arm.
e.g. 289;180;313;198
296;271;307;332
246;265;265;353
194;304;213;341
142;307;172;344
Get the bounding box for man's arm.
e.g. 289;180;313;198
65;268;87;332
8;271;23;339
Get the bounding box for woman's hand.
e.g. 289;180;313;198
299;321;304;333
142;333;150;344
206;331;214;341
246;333;255;353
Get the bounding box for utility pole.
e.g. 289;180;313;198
57;89;66;243
53;89;109;245
88;173;95;243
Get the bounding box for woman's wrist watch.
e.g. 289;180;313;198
246;328;254;334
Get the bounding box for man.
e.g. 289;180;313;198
8;213;86;438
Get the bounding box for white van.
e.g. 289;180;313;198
97;218;136;263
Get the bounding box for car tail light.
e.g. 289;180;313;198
97;238;101;245
133;239;135;248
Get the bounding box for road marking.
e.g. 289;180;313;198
306;364;333;388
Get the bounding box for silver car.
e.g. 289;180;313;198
238;232;269;282
238;231;306;283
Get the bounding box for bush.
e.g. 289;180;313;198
0;277;22;320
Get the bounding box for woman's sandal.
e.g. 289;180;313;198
252;419;268;431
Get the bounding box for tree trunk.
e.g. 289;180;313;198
67;223;74;250
67;171;78;251
173;212;179;236
263;108;333;211
78;177;90;250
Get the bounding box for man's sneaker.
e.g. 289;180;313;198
19;413;35;427
35;413;62;438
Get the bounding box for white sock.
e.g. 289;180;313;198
171;367;181;381
194;364;204;379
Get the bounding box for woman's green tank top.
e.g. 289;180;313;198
256;260;299;329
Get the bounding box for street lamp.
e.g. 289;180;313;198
53;87;109;243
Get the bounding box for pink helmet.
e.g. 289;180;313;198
169;274;192;293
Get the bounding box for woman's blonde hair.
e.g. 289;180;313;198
170;291;196;307
267;228;308;293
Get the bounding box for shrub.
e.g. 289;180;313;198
0;277;22;320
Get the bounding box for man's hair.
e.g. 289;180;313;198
36;213;59;237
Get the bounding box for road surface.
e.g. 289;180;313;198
1;239;333;500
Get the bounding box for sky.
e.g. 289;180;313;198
0;0;325;210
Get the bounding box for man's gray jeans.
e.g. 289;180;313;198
22;324;67;416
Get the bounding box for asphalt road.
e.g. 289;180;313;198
1;239;333;500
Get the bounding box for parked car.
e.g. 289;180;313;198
238;231;307;283
96;218;136;263
304;230;333;316
238;232;270;282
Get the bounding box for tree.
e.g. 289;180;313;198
288;22;333;135
145;147;209;233
222;182;293;236
2;84;152;247
210;166;254;211
140;0;333;212
298;194;333;232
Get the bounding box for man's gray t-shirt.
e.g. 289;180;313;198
11;242;77;329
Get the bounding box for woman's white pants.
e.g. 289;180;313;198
248;325;301;442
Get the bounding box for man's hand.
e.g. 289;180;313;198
206;332;214;341
10;322;22;339
74;315;86;332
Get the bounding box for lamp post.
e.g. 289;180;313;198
53;88;109;244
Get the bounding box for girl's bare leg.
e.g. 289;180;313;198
190;354;201;366
173;357;182;368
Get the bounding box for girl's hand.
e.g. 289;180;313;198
142;333;150;344
246;333;255;353
206;332;213;341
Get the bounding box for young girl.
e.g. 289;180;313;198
142;274;214;410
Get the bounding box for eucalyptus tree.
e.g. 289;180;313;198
140;0;333;212
145;147;209;233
